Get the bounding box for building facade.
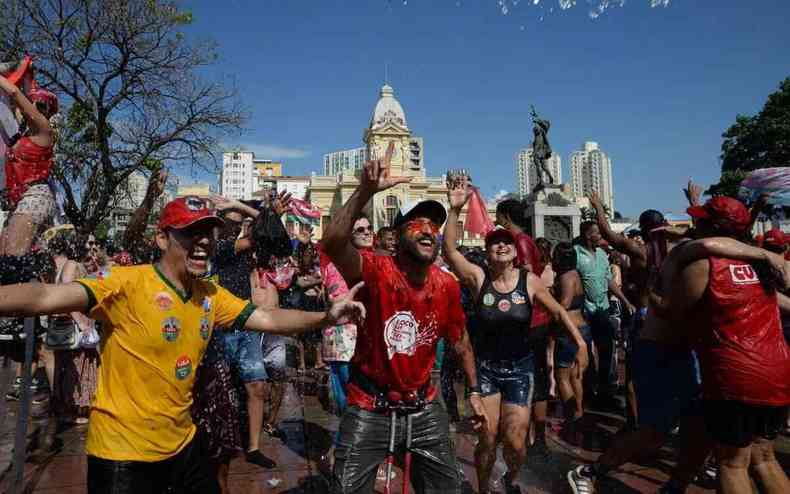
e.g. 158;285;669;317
516;147;562;198
252;175;311;201
307;83;494;245
323;147;367;176
570;141;614;214
220;151;255;200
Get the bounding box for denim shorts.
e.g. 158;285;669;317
478;355;535;406
220;330;267;383
632;340;701;435
554;325;593;369
261;333;287;382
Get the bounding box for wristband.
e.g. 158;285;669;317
466;385;482;398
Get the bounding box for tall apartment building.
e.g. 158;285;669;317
570;141;614;214
515;147;562;198
221;151;255;200
323;147;367;176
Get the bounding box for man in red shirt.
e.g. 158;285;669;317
667;197;790;494
323;143;486;494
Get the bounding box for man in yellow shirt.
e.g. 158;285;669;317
0;196;365;494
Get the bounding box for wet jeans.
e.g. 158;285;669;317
87;433;219;494
332;401;461;493
588;308;618;397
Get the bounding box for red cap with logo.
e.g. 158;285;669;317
158;196;224;230
687;196;751;235
484;227;517;247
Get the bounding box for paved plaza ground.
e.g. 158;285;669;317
0;362;788;493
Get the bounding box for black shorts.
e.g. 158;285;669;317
531;335;550;403
703;399;788;448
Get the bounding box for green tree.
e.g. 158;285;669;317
1;0;245;233
709;77;790;197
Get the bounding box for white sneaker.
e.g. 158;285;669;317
567;465;596;494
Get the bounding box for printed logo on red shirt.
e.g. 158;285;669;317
728;264;759;285
384;311;418;359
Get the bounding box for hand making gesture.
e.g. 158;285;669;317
271;190;293;217
588;191;604;212
683;179;703;207
360;141;412;196
447;171;473;212
325;281;367;327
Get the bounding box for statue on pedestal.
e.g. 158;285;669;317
530;105;554;191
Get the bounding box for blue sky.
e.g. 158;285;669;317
181;0;790;218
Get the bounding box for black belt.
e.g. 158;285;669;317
350;366;429;414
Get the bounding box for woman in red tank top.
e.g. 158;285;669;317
0;72;58;257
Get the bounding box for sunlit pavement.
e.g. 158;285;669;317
1;364;788;493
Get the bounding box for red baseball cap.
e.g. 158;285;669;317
158;196;224;230
485;227;517;247
687;196;751;235
764;228;785;248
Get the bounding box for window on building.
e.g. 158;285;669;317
385;195;400;227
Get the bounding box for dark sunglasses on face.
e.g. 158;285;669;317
353;226;373;235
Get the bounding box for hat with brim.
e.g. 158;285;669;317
484;227;517;247
392;200;447;229
764;228;785;248
687;196;751;235
158;196;224;230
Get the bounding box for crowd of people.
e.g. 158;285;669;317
1;66;789;494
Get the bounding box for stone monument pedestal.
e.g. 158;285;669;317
524;184;581;244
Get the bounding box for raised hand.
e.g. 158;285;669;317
447;171;473;211
326;281;366;326
683;179;703;207
588;191;603;211
209;195;238;212
272;190;293;217
148;169;168;198
360;141;412;195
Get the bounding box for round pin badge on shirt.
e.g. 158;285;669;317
154;292;174;311
498;299;511;312
161;317;181;342
483;293;495;306
175;355;192;380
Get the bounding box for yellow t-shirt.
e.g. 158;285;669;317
76;264;254;461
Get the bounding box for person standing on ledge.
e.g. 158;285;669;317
322;142;488;494
0;196;365;494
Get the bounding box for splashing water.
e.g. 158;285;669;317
490;0;671;17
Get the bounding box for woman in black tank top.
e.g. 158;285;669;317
444;177;590;494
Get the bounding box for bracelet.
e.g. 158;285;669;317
466;385;482;398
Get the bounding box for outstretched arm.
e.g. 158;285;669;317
589;192;645;261
0;75;52;144
0;282;90;317
323;142;411;285
123;169;168;253
243;281;366;335
443;174;485;294
529;274;589;372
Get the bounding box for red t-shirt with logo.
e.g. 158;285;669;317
347;252;465;409
699;257;790;406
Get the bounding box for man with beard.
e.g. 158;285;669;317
323;142;487;494
0;196;365;494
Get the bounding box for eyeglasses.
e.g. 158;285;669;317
353;226;373;235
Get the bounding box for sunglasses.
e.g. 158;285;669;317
405;219;440;235
353;226;373;235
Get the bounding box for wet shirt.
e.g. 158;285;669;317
4;136;53;206
213;238;254;300
574;245;612;314
348;252;465;405
474;269;533;362
77;264;254;461
699;257;790;406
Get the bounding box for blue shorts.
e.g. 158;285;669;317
261;333;287;382
554;325;593;369
478;355;535;406
632;340;701;434
220;330;267;383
